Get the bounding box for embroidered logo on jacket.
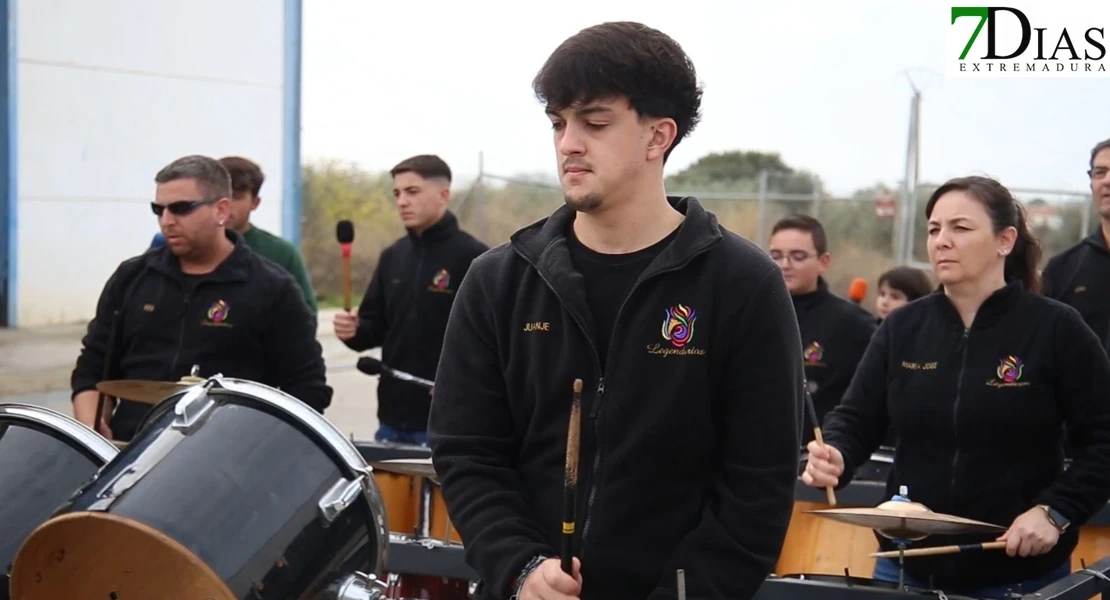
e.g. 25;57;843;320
803;341;825;366
428;268;454;294
648;304;705;356
204;300;232;327
988;355;1029;388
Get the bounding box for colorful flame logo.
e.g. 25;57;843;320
207;300;229;323
997;355;1024;383
661;304;696;348
432;269;450;289
804;341;824;362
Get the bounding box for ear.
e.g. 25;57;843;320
214;198;232;224
250;195;262;211
439;185;450;206
998;226;1018;255
646;118;678;162
818;253;832;273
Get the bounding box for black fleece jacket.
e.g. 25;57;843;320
341;211;488;431
428;197;804;600
71;231;331;440
1042;230;1110;353
823;282;1110;588
792;277;877;435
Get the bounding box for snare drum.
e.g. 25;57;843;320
9;378;390;600
0;404;118;600
776;450;887;577
359;441;463;543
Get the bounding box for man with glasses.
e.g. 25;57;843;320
769;214;876;438
1042;138;1110;353
70;154;331;442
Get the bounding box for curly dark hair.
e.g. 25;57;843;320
532;21;703;162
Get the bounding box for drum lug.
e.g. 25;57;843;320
171;383;216;432
319;475;365;523
326;571;388;600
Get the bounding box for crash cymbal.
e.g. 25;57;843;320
806;500;1006;539
369;458;438;482
96;377;203;405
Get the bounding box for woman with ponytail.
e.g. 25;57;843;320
801;175;1110;598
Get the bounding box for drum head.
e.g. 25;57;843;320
0;404;118;588
10;512;234;599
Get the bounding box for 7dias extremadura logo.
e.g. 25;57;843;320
947;4;1107;77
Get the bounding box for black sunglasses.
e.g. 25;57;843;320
151;199;217;217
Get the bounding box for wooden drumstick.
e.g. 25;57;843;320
870;541;1006;558
803;386;837;505
561;379;583;575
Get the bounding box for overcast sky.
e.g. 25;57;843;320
301;0;1108;198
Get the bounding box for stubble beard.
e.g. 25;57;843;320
564;192;603;213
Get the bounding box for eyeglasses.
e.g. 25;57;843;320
769;250;818;263
151;199;217;217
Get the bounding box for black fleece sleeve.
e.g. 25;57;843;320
822;317;893;485
71;264;129;397
1034;306;1110;525
646;267;804;600
266;278;333;413
343;249;389;352
427;260;555;598
1040;253;1071;300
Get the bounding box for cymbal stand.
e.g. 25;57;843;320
895;540;908;590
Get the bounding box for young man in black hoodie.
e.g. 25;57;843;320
333;155;488;445
1042;138;1110;352
769;214;877;438
428;21;804;600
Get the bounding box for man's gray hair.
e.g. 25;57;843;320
154;155;233;200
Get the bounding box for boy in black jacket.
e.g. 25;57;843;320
428;21;804;600
333;155;488;445
769;214;876;436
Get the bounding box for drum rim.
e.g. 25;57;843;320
0;403;118;463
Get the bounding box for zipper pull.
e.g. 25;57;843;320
597;377;605;396
955;328;969;352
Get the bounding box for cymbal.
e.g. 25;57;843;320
806;501;1006;539
96;376;204;405
369;458;438;482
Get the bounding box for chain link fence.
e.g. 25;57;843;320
451;167;1094;306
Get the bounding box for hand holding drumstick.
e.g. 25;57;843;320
802;440;844;492
800;386;838;504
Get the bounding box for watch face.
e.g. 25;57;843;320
1049;508;1069;530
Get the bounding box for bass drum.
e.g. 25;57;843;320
0;404;118;600
9;378;390;600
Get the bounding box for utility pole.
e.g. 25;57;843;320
895;76;923;265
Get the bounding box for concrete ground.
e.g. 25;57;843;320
0;308;383;441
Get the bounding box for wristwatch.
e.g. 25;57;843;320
1039;505;1070;533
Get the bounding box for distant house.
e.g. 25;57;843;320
1026;198;1063;231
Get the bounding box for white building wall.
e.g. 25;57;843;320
16;0;288;326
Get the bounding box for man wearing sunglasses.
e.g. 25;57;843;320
70;154;332;442
768;214;876;440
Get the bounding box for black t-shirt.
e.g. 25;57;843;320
567;224;679;370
